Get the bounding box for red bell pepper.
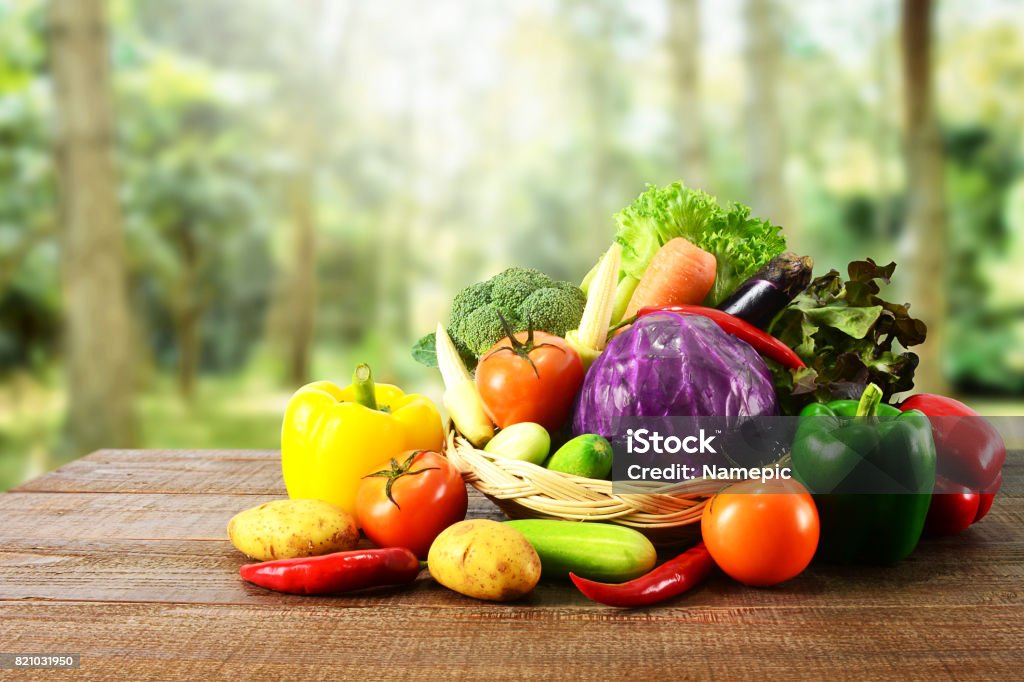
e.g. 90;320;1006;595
636;305;805;370
239;547;421;595
924;478;996;536
899;394;1005;536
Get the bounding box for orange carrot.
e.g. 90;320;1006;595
622;238;717;319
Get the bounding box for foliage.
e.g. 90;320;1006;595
0;0;57;374
0;0;1022;490
768;260;927;414
117;50;274;375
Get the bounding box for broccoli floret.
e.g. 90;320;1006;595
444;325;473;361
450;280;492;321
456;305;522;357
552;279;586;296
414;266;586;368
518;286;586;338
488;267;553;311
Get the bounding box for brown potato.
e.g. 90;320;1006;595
227;498;358;561
427;519;541;601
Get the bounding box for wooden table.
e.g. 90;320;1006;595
0;449;1020;679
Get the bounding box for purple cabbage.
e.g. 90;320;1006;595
573;312;778;437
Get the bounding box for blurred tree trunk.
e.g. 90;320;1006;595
371;54;418;379
172;227;201;400
900;0;947;393
744;0;789;228
49;0;136;454
284;170;316;386
668;0;708;189
389;106;416;348
873;13;894;240
176;308;200;399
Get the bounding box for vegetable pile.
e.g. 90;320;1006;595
225;180;1006;610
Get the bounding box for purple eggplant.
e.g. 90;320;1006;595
718;252;813;329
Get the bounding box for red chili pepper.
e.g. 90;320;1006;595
239;547;421;595
898;394;1006;536
637;305;805;369
570;542;713;608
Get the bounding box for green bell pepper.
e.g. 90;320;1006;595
792;383;935;564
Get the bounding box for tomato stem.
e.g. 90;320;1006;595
363;451;439;509
492;312;564;379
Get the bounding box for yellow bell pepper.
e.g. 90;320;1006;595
281;363;444;515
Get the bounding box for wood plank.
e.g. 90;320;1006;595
10;453;544;523
14;448;1024;498
0;600;1020;679
0;496;1020;608
0;449;1021;677
0;489;504;542
0;493;505;544
2;451;1020;543
0;491;278;541
0;539;1020;610
0;454;1020;604
84;448;280;461
12;449;282;495
14;453;285;495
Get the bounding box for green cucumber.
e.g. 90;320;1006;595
547;434;613;479
504;519;656;582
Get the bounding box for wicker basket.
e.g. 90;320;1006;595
445;426;717;547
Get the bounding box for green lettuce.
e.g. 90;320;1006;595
767;259;928;414
613;182;786;306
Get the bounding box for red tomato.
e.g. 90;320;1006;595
355;450;468;559
701;478;819;587
475;330;584;432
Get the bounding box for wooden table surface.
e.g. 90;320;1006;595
0;449;1021;680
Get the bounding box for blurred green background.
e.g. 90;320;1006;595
1;0;1022;491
